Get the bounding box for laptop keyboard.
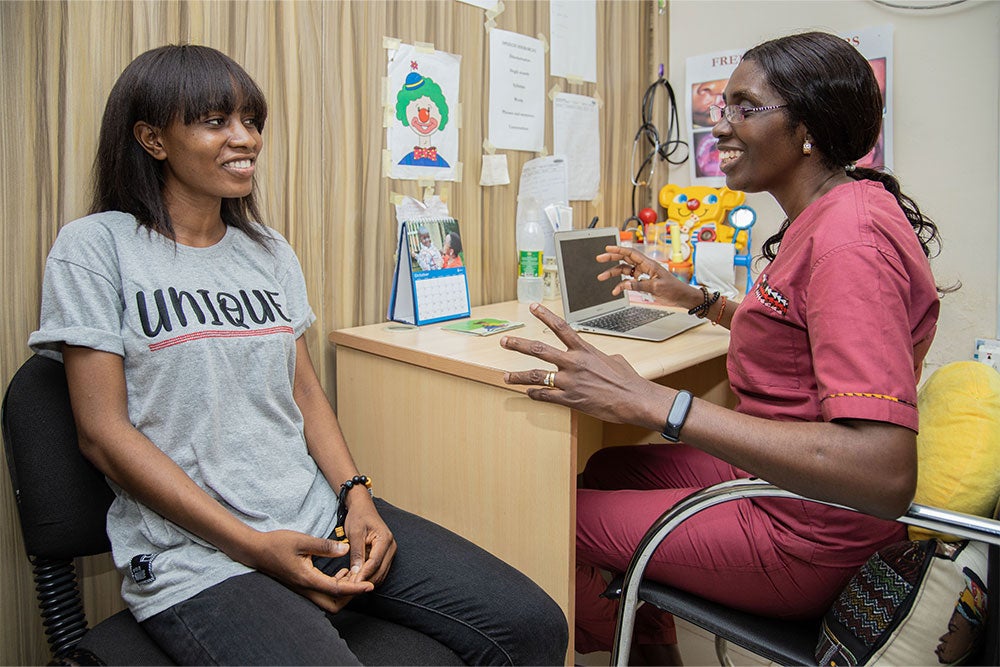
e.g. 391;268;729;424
581;307;670;332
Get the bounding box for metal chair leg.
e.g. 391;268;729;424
714;636;734;667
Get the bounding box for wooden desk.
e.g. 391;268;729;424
328;300;731;658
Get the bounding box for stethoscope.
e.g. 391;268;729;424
623;67;690;235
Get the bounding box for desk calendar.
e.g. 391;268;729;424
388;218;470;325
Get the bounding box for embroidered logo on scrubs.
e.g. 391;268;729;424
753;273;789;316
130;553;157;585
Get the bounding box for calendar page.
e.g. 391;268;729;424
413;269;470;323
388;218;470;325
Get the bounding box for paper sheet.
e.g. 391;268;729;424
480;154;511;186
456;0;499;9
386;44;462;181
488;29;546;152
517;155;569;257
394;195;451;225
549;0;597;83
693;242;738;299
553;93;600;201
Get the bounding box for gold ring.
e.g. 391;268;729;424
543;371;556;388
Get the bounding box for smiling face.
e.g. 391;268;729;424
406;96;441;136
711;59;805;196
151;108;262;208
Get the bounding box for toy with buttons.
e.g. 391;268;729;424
655;184;748;281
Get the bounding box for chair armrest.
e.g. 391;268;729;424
611;477;1000;666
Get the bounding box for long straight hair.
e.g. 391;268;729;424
90;44;271;246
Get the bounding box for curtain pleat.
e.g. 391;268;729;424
0;1;659;663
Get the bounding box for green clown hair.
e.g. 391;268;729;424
395;70;450;131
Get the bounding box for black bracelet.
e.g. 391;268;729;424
334;475;373;541
687;286;720;318
340;475;373;495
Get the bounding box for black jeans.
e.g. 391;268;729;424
142;499;568;665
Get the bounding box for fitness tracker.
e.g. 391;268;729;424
660;390;693;443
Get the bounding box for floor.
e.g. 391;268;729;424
575;617;772;666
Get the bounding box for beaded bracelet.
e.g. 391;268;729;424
340;475;373;496
711;295;728;326
333;475;373;541
687;286;720;318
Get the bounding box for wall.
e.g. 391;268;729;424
0;2;655;663
664;0;1000;373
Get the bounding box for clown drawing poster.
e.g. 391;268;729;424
387;44;461;181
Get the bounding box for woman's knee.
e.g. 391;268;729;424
504;584;569;665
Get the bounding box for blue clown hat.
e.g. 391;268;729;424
404;71;425;90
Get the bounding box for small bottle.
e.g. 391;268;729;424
517;201;545;304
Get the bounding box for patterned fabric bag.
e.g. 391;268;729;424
816;539;988;666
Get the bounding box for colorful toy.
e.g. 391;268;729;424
657;184;748;253
637;207;658;226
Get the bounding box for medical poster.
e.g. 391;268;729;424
685;26;893;185
685;48;742;186
850;25;893;171
386;43;461;181
488;29;546;152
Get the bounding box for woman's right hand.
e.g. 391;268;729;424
596;244;703;309
239;529;375;614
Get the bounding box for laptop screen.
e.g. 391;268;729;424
556;229;624;314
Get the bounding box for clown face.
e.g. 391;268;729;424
406;96;441;137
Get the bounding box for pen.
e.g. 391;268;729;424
588;216;599;228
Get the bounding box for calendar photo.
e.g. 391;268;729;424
405;218;463;272
389;218;471;326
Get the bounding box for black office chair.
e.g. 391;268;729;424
2;353;463;665
606;477;1000;666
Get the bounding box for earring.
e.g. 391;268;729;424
802;140;813;156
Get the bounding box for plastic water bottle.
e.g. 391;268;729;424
517;203;546;304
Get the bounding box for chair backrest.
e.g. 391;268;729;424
2;353;115;559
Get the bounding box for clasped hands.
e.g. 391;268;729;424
241;497;396;614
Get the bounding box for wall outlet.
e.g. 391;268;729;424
975;338;1000;370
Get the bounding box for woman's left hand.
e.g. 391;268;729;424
501;303;666;428
343;494;397;586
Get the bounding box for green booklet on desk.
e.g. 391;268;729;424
441;318;525;336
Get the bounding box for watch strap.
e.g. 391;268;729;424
660;390;693;443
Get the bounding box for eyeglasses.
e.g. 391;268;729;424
708;104;787;124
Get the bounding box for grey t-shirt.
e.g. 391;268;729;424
29;211;340;621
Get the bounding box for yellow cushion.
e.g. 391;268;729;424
909;361;1000;540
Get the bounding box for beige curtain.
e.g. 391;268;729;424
0;1;661;662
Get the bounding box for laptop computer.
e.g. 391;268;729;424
553;227;705;342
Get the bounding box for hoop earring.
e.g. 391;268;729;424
802;140;813;156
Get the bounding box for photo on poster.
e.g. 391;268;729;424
685;49;742;185
685;27;892;184
386;43;461;181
